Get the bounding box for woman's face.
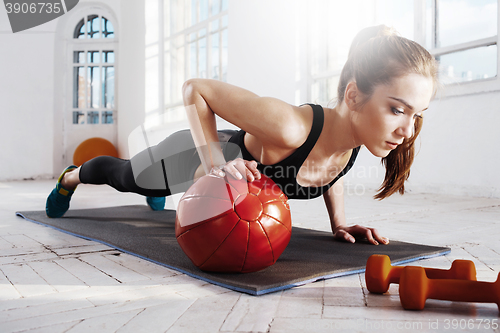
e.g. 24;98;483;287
352;73;434;158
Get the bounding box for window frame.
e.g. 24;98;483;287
414;0;500;98
69;14;118;126
163;0;228;112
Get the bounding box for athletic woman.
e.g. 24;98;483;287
46;25;438;245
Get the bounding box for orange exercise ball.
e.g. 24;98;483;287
73;137;118;166
175;174;292;273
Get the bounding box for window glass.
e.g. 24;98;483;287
191;0;197;24
73;111;85;124
167;0;185;35
88;67;100;108
322;0;413;74
87;15;100;38
189;40;197;78
87;111;100;124
310;0;376;75
210;19;219;32
73;67;85;108
88;51;100;64
103;51;114;63
173;35;185;103
222;28;227;81
437;0;497;47
74;19;85;38
73;51;85;63
102;17;114;38
200;0;208;21
374;0;414;39
311;80;324;106
164;46;171;104
211;0;220;15
199;36;207;78
438;45;497;83
164;0;228;109
74;16;114;39
211;32;220;79
102;66;115;108
102;111;114;124
311;77;340;106
425;0;433;50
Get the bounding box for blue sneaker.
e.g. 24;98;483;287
45;165;78;218
146;196;165;211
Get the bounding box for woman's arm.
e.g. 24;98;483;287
182;79;308;178
323;178;389;245
324;178;348;234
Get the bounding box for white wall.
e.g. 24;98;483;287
409;91;500;197
117;0;146;158
227;0;302;104
0;7;57;180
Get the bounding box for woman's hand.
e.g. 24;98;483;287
210;158;261;182
333;224;389;245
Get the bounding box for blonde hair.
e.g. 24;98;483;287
337;25;438;199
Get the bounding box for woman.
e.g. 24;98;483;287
46;25;438;245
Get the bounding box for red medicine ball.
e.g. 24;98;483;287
175;173;292;273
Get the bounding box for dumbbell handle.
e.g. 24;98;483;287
385;264;474;285
427;277;500;304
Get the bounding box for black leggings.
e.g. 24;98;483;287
79;129;240;197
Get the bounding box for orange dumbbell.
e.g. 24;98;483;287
399;266;500;310
365;254;477;294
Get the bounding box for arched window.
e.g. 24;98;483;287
71;14;116;125
74;15;115;39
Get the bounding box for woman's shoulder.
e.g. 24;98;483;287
275;103;315;149
243;102;315;155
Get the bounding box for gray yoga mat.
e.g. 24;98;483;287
16;205;450;295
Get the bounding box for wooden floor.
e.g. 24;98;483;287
1;180;499;332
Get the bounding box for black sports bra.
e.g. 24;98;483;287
228;104;360;200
